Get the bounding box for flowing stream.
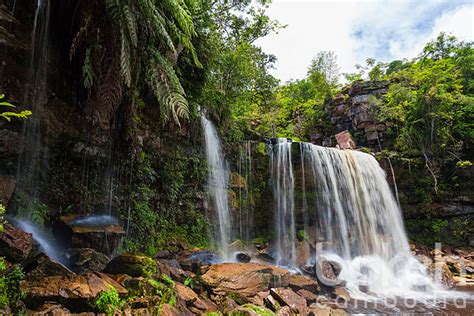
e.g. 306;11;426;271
271;139;465;301
201;116;231;259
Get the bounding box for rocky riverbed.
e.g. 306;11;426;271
1;222;473;315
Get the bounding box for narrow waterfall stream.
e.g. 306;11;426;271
271;139;464;301
201;116;231;259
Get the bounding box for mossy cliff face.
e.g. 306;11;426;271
0;1;209;253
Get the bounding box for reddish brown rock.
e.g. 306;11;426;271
289;274;320;293
270;287;307;315
0;223;35;262
335;131;356;150
21;272;127;309
201;263;290;301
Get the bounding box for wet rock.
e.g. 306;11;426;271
431;262;455;288
24;253;72;280
315;258;343;287
0;176;15;205
264;293;281;311
309;304;347;316
64;248;110;274
104;253;156;277
175;283;208;313
202;263;290;301
228;239;247;253
296;289;319;305
156;259;195;284
333;286;350;301
56;215;125;255
289;274;320;293
255;252;275;264
236;252;251;263
155;250;172;259
270;287;307;315
0;223;35;262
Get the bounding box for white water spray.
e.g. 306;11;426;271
271;139;467;301
201;116;231;259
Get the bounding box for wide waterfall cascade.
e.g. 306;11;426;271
201;116;231;260
271;139;465;300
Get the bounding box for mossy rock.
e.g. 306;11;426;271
229;304;275;316
103;253;157;277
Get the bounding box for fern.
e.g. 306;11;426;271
82;47;95;88
74;0;201;127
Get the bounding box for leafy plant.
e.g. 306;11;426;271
0;94;31;122
94;286;122;315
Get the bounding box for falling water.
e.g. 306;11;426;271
16;220;63;264
201;116;231;259
271;138;296;266
271;139;463;300
236;141;254;242
16;0;51;198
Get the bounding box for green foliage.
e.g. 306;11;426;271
231;304;275;316
0;264;24;310
72;0;203;126
183;276;194;288
14;192;49;227
94;286;122;315
0;94;31;122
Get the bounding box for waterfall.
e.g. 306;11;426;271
16;0;50;199
236;141;254;242
271;138;296;266
271;139;458;300
201;116;231;259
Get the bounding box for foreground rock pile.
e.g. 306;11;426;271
1;223;474;315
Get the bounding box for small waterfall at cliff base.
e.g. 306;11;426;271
201;116;231;260
270;139;466;301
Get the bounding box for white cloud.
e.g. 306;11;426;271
255;0;473;82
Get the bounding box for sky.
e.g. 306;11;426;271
255;0;474;82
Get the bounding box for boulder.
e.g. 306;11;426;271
236;252;251;263
29;302;71;315
201;263;290;301
64;248;110;274
103;253;156;277
55;215;125;255
296;289;319;305
288;274;320;293
175;283;208;313
255;252;275;264
270;288;307;315
21;272;127;310
0;223;35;262
335;131;356;150
24;253;72;280
156;259;195;284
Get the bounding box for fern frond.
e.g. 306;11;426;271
120;30;132;87
122;4;138;47
82;47;95;88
